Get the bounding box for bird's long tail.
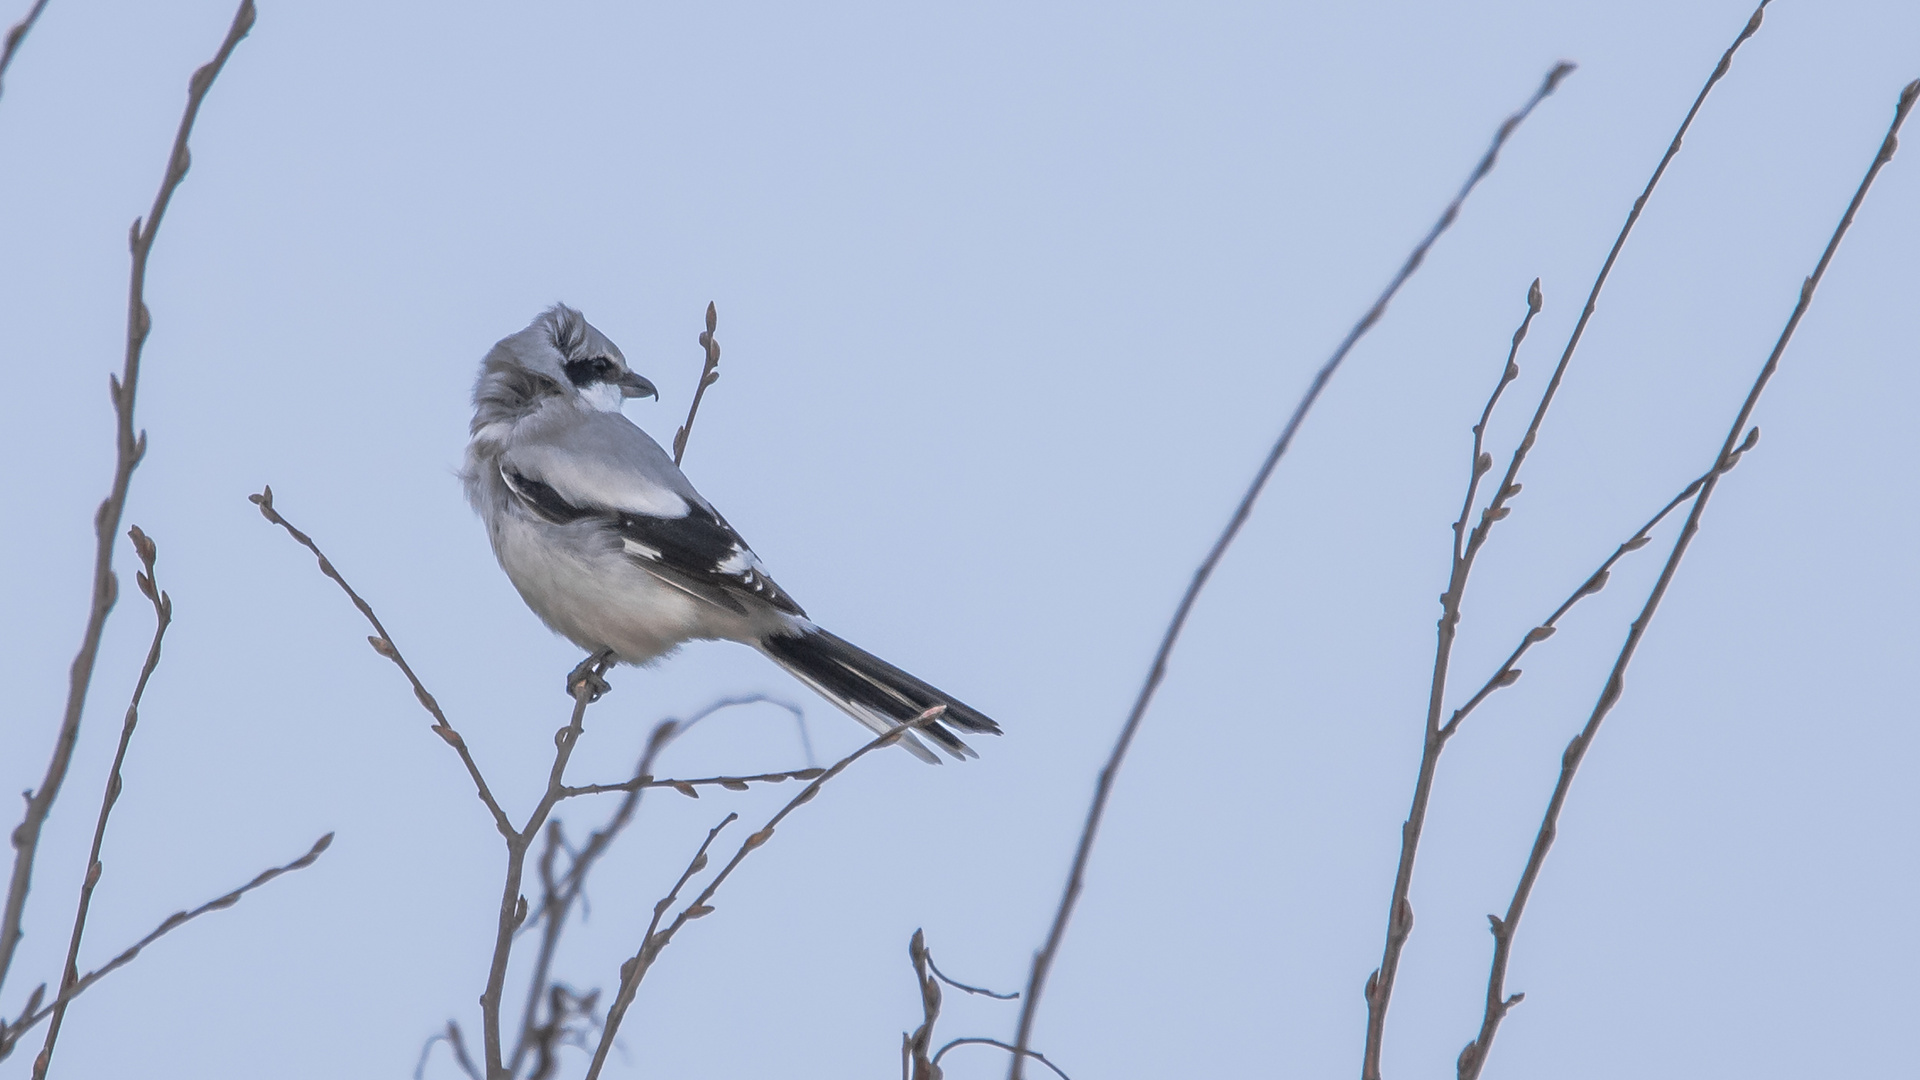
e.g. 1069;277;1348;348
759;626;1001;763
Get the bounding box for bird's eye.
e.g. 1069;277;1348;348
563;356;618;387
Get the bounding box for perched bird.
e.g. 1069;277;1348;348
462;305;1000;762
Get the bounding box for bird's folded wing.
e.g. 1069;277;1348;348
499;422;805;618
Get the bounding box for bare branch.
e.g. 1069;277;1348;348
32;529;172;1078
0;0;255;1000
0;0;51;102
250;486;515;840
671;301;722;466
414;1020;483;1080
936;1039;1074;1080
1009;59;1575;1078
585;709;944;1080
1359;10;1771;1073
1;832;331;1058
1456;73;1917;1080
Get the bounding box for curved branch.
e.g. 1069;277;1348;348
1008;59;1575;1078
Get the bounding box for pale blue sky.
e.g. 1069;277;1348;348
2;2;1915;1077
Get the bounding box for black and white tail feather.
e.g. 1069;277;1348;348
760;628;999;762
463;304;1002;762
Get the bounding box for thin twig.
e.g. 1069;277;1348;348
935;1039;1074;1080
0;0;50;102
1008;60;1573;1078
927;950;1019;1000
1457;74;1917;1080
1360;11;1769;1073
562;766;827;799
251;486;515;840
0;0;255;999
32;529;172;1078
1;832;331;1056
671;302;722;466
584;709;944;1080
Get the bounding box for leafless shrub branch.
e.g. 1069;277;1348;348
1007;58;1574;1078
31;528;172;1077
671;302;722;466
585;708;945;1080
1455;75;1917;1080
0;0;256;998
1360;9;1770;1073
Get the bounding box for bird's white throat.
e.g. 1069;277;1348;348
578;381;626;413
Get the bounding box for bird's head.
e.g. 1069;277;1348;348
476;305;658;420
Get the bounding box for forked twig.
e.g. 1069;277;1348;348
1456;74;1917;1080
672;302;722;466
32;528;172;1078
585;710;945;1080
1009;59;1574;1077
0;0;256;999
1361;10;1770;1074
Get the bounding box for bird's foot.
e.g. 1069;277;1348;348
566;648;618;703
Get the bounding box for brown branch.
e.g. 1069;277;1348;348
1008;59;1574;1078
0;0;50;102
1359;10;1771;1074
0;0;255;1000
250;486;515;840
1456;74;1917;1080
32;529;171;1078
0;832;331;1059
671;301;722;467
585;708;944;1080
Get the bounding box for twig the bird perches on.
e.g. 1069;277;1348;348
32;529;172;1078
1360;9;1769;1074
1455;75;1917;1080
1007;59;1574;1078
0;0;255;1002
584;709;945;1080
253;487;617;1080
672;302;722;467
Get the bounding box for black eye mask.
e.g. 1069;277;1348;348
563;356;617;387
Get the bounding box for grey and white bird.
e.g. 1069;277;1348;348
462;304;1000;762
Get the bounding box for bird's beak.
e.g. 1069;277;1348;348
617;371;658;400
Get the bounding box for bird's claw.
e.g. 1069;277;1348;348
566;648;617;702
